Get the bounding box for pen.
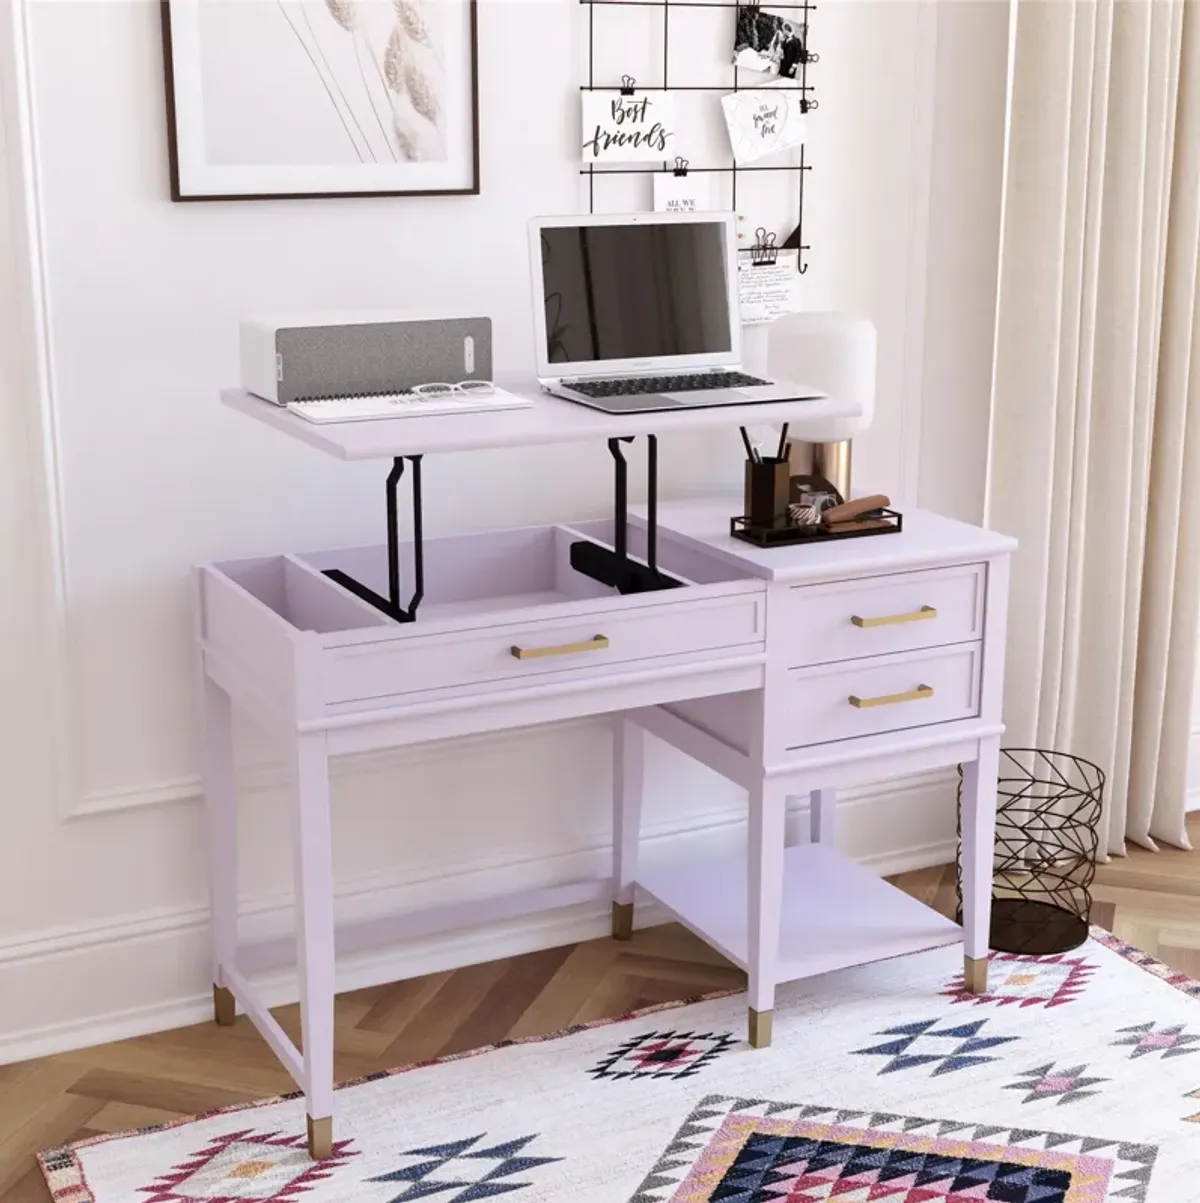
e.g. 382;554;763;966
776;423;790;462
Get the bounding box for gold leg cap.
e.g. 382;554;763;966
964;955;989;994
612;901;634;941
748;1007;773;1049
307;1115;333;1160
213;984;236;1027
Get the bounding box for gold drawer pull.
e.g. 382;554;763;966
849;684;935;709
510;634;610;661
851;605;938;629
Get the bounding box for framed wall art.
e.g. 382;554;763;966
160;0;479;201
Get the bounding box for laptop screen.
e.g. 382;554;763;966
537;220;733;366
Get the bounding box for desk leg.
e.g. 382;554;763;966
204;677;238;1027
960;737;1000;994
612;718;644;941
292;732;336;1158
810;788;837;847
747;776;786;1048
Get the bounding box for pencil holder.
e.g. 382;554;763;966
744;458;791;528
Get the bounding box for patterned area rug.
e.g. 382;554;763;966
40;930;1200;1202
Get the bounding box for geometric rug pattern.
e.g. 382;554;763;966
941;954;1096;1010
851;1017;1020;1077
628;1094;1157;1202
135;1129;359;1202
1005;1064;1110;1107
366;1134;562;1202
589;1031;738;1081
1110;1024;1200;1062
38;931;1200;1202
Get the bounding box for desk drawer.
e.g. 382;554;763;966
323;591;764;703
782;644;981;749
203;524;766;713
781;563;986;667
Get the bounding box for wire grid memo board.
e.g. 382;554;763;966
579;0;816;273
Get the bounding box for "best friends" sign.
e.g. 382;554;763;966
581;88;678;163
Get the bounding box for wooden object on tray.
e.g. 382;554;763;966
821;493;891;526
824;517;895;534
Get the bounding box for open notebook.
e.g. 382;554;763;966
284;387;533;424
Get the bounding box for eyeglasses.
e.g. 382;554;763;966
407;380;495;399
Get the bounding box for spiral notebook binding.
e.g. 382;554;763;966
293;391;413;404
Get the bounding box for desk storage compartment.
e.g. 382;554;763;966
308;527;763;703
199;553;393;716
782;643;981;749
201;524;765;711
207;554;393;634
781;563;986;668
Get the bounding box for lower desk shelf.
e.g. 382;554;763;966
637;843;962;982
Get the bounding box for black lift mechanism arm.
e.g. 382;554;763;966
569;436;681;594
323;436;677;625
322;455;424;624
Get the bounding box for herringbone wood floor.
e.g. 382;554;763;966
2;819;1197;1202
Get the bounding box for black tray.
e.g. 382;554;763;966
730;508;903;548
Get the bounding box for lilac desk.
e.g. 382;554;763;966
201;384;1011;1157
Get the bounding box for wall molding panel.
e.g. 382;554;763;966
69;718;605;819
7;0;946;821
3;0;79;822
0;770;958;1064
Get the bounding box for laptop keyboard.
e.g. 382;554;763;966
569;371;771;399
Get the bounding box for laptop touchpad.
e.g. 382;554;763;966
594;394;683;410
664;390;733;405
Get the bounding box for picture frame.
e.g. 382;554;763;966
160;0;480;201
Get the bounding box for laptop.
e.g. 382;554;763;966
529;211;823;413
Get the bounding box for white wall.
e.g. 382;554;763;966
0;0;1009;1060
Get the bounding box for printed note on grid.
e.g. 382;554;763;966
739;251;802;324
721;88;807;165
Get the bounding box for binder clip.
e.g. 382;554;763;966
672;157;689;177
620;74;636;96
750;227;779;267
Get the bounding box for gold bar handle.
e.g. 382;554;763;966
851;604;937;629
849;684;934;709
510;634;610;661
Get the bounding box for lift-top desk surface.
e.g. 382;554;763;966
220;383;859;459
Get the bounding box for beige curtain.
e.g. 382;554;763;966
987;0;1200;855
